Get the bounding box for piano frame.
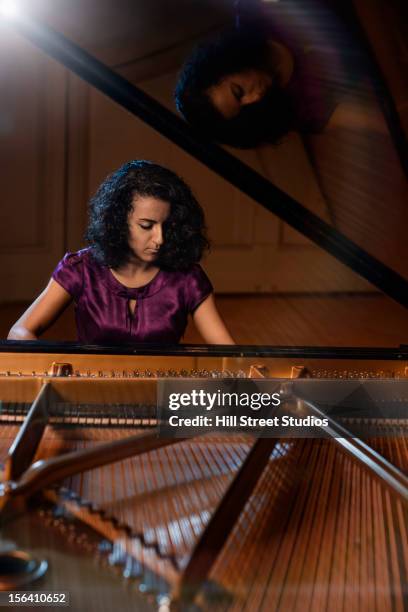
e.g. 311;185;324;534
0;342;407;610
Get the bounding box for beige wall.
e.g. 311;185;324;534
0;26;67;302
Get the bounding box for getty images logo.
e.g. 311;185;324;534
168;389;281;411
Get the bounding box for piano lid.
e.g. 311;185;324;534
1;0;407;308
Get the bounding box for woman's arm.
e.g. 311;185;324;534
327;98;388;135
8;279;72;340
192;293;235;344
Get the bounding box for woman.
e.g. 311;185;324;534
8;161;234;345
175;1;364;147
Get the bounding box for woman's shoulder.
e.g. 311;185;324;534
52;248;96;300
56;247;106;275
59;247;93;267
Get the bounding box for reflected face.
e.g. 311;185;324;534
127;195;170;263
206;69;273;119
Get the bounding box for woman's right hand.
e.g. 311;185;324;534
7;279;72;340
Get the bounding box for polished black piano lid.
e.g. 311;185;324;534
1;340;407;360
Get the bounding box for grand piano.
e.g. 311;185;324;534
0;2;407;611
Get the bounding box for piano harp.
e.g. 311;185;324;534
0;344;407;611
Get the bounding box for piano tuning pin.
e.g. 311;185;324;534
157;595;171;612
52;506;66;519
65;490;77;501
97;540;113;554
123;556;143;579
108;541;127;566
139;571;161;595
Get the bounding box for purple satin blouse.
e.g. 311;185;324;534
52;248;213;344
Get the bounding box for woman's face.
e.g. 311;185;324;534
206;69;273;119
127;195;170;264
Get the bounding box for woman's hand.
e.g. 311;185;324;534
192;294;235;344
8;279;72;340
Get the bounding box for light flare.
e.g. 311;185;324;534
0;0;19;19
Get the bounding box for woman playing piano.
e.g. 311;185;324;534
8;160;234;345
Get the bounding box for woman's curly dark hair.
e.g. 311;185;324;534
174;27;294;147
85;160;209;271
